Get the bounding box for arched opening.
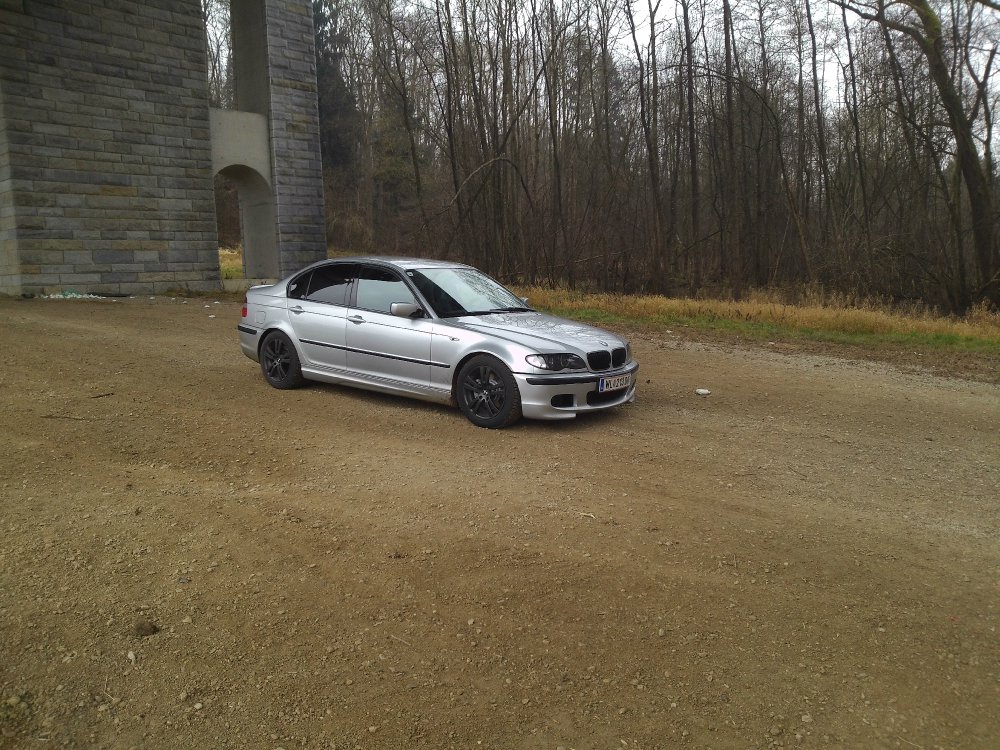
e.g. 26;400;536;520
215;164;278;280
206;0;327;283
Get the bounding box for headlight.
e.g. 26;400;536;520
525;353;587;371
625;343;632;362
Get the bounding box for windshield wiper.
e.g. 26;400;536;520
447;306;535;317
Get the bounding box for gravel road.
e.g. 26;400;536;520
1;296;998;749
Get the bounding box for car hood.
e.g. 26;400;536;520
449;312;624;352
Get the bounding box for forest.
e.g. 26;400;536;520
204;0;1000;311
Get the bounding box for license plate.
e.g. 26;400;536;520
598;373;630;393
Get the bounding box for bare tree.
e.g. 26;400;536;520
832;0;998;303
202;0;232;108
297;0;998;308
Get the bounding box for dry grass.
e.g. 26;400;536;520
217;247;355;280
215;246;998;352
519;286;1000;352
218;248;243;279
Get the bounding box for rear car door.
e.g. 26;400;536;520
285;263;356;371
345;265;434;388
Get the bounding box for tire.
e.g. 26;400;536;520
457;354;522;428
260;331;305;389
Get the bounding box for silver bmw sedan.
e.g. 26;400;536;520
238;257;638;428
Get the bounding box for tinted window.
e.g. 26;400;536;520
287;271;311;300
355;266;415;313
306;264;355;305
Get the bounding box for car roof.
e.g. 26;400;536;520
317;256;471;271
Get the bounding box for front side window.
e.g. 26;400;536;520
354;266;416;314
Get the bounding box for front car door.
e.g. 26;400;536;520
345;265;436;391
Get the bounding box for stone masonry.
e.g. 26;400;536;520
0;0;219;295
0;0;326;296
261;0;326;278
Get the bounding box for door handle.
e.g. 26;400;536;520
289;305;304;314
347;315;364;324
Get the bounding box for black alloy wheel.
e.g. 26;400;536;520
457;355;522;428
260;331;305;389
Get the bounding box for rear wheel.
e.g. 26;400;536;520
457;355;522;428
260;331;304;389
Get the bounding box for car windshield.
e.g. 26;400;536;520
406;267;532;318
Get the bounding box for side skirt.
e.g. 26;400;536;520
300;366;453;405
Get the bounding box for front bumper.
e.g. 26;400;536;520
514;362;639;420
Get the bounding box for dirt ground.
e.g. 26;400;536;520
1;296;997;750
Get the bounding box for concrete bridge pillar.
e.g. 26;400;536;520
218;0;326;280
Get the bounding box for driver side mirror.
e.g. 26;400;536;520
390;302;424;319
520;297;530;306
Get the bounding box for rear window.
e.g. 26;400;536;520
306;264;354;306
287;264;355;305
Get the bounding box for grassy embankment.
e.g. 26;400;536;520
519;286;1000;356
217;248;1000;359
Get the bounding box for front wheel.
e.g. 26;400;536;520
260;331;304;389
457;355;522;428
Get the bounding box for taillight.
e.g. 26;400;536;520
241;297;247;318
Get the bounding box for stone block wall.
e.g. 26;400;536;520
0;81;19;292
0;0;221;295
263;0;326;277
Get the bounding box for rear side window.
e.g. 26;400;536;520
355;266;415;313
287;271;311;299
306;264;355;305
